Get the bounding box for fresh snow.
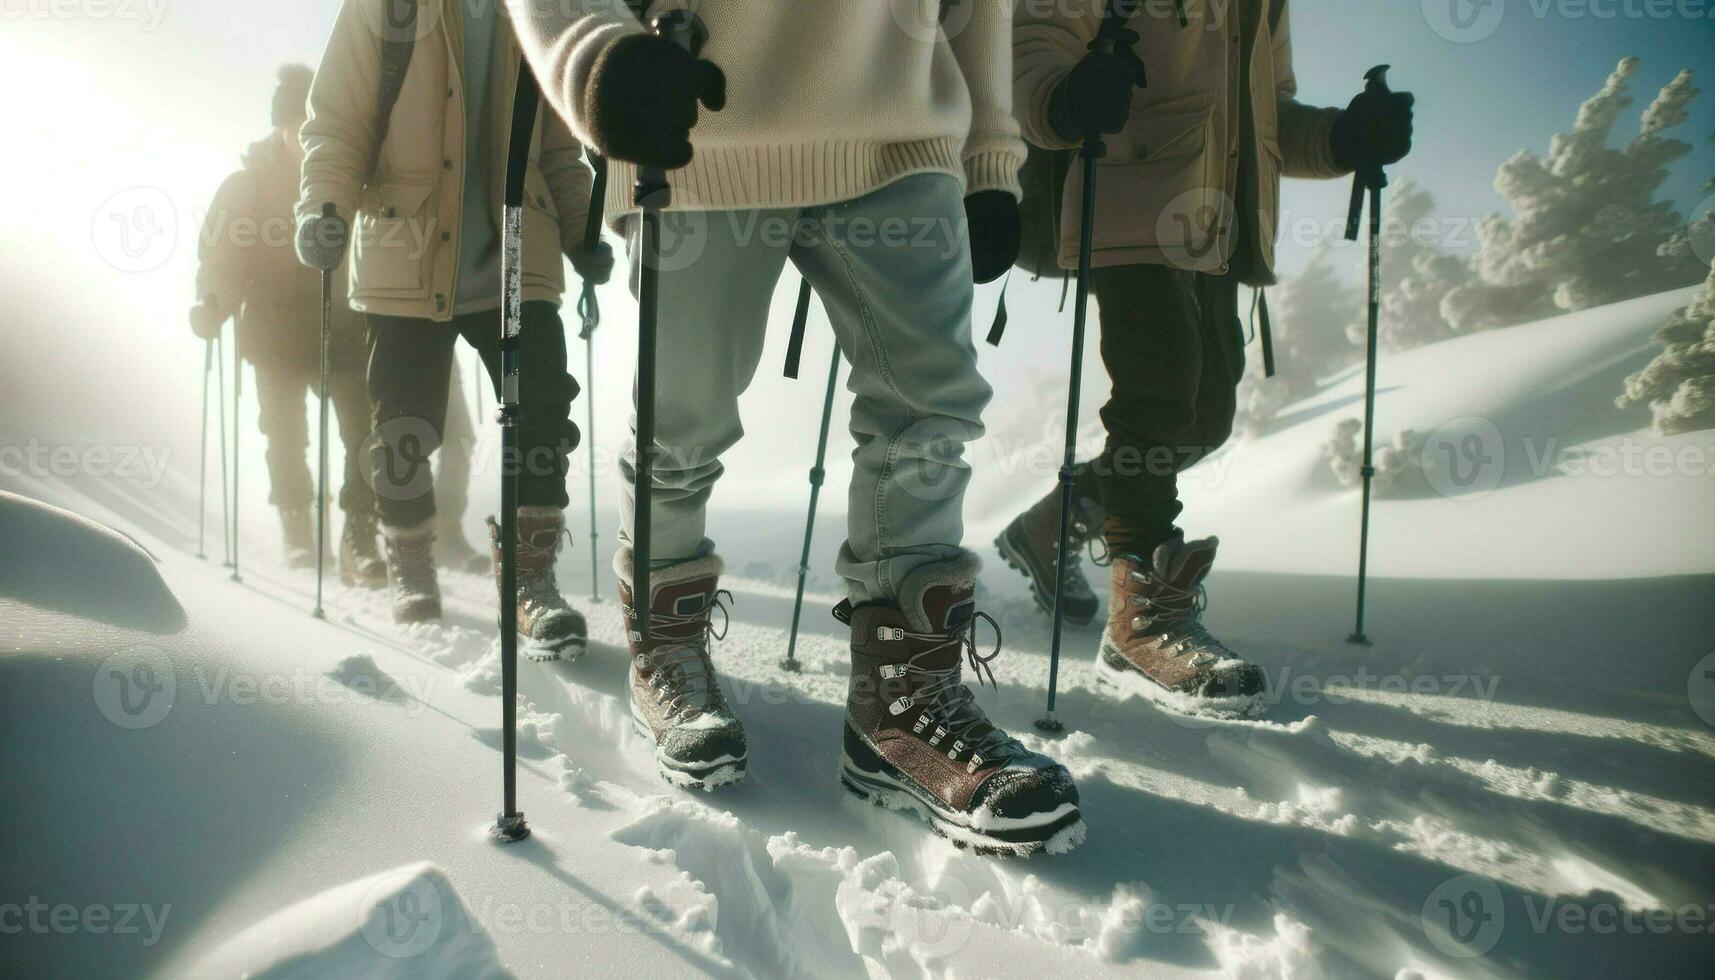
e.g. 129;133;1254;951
4;287;1713;978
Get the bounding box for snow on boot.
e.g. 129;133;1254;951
994;481;1105;626
338;510;388;589
488;509;587;662
436;520;493;574
617;550;746;790
280;507;316;569
838;554;1085;856
1096;534;1267;718
381;519;442;624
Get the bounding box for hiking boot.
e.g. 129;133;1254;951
437;519;493;574
339;510;388;589
617;550;746;790
488;508;588;662
839;554;1085;856
994;480;1105;626
381;519;442;624
1096;534;1267;718
280;507;315;569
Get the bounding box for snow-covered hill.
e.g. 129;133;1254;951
4;289;1713;979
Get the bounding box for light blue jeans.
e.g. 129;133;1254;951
620;173;992;603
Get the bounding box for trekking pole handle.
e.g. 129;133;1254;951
1344;64;1391;240
1083;0;1143;159
634;10;710;203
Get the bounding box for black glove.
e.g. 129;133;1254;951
585;33;726;170
1049;29;1147;142
188;301;225;340
295;209;349;272
570;238;615;286
1330;87;1415;173
966;190;1020;285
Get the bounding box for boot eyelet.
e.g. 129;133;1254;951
966;753;985;774
948;738;966;759
912;713;932;734
877;627;906;641
888;695;914;716
878;664;907;679
928;725;947;747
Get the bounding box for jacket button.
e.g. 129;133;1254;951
441;232;451;242
443;160;453;171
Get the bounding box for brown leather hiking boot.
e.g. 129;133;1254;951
617;550;746;790
339;510;387;589
381;519;442;624
1097;534;1267;718
994;480;1105;626
839;555;1085;856
488;508;587;662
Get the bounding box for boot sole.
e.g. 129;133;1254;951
521;632;585;664
628;703;747;791
1094;639;1269;720
993;526;1097;627
838;739;1085;857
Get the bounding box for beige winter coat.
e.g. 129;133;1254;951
297;0;597;321
1014;0;1347;278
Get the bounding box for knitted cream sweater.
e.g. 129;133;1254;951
513;0;1025;218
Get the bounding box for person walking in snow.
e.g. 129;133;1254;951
294;1;612;657
193;67;496;584
1005;0;1415;716
511;0;1085;853
192;65;390;588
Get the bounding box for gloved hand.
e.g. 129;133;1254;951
966;190;1020;285
570;238;615;285
585;33;726;170
188;301;225;340
295;208;350;271
1049;29;1147;142
1330;86;1415;173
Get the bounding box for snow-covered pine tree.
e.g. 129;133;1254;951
1617;260;1715;434
1343;178;1475;352
1233;245;1358;436
1443;59;1707;331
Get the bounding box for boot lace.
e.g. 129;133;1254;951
641;590;733;722
1127;568;1232;667
896;611;1022;764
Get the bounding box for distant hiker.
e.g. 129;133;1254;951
514;0;1085;852
1007;0;1415;715
294;1;612;656
191;65;387;588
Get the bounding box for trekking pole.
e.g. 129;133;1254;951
633;10;709;642
197;338;214;560
1344;65;1391;648
313;203;337;620
578;152;608;603
1038;0;1140;734
491;63;542;845
217;333;231;567
230;328;244;583
780;336;840;674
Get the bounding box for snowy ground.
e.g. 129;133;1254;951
4;288;1715;979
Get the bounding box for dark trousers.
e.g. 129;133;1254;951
1080;263;1245;557
365;301;578;528
254;360;375;517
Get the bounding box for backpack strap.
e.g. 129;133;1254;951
782;279;814;378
